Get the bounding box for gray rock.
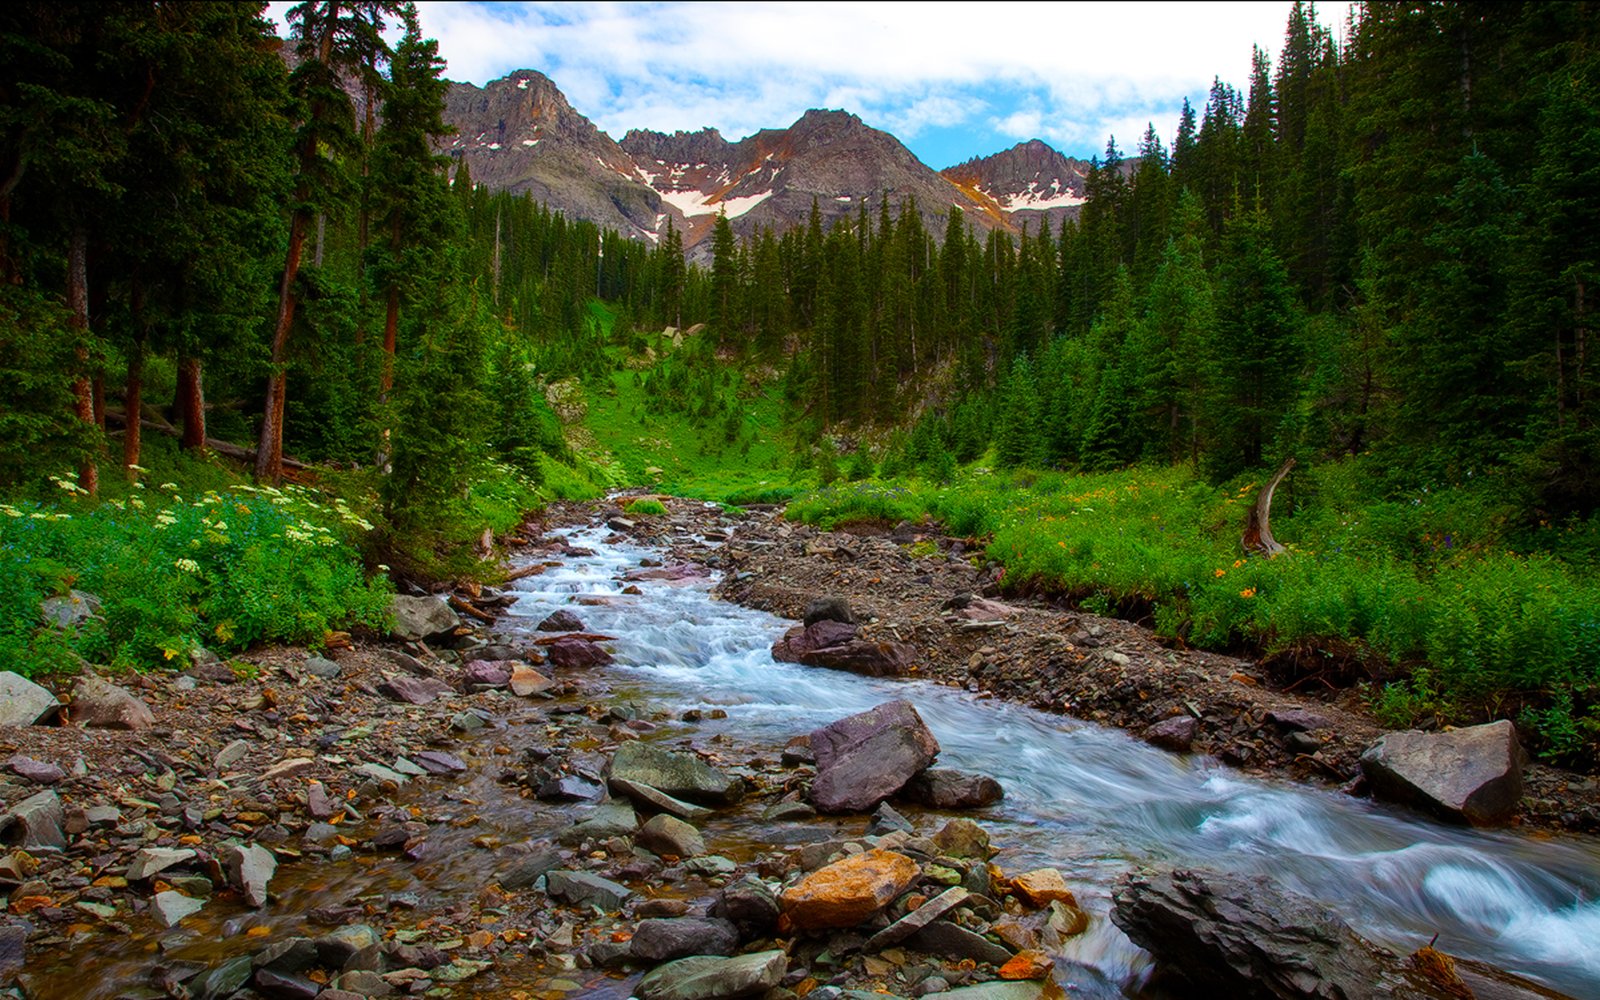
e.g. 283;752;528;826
1111;866;1396;998
545;870;634;911
637;813;705;857
40;589;101;628
1;790;64;850
537;609;586;632
809;700;940;813
930;818;991;860
870;801;914;835
330;970;392;996
901;769;1004;809
353;762;411;787
254;969;323;1000
375;648;437;677
1144;715;1198;753
803;597;856;626
609;742;743;805
763;800;817;821
610;776;713;820
253;937;319;974
377;674;454;705
225;842;276;907
213;739;250;772
866;887;969;951
546;636;614;669
414;750;468;774
636;950;787;1000
498;846;564;890
315;924;381;968
537;771;606;802
389;594;460;642
558;801;639;844
709;877;781;939
303;655;341;679
907;921;1013;966
193;956;254;1000
937;984;1049;1000
127;846;196;880
629;917;739;962
0;672;59;726
0;925;25;987
6;755;64;785
1360;720;1525;825
153;890;205;926
70;675;155;730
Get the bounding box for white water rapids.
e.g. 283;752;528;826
502;521;1600;998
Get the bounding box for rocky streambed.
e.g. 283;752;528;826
0;497;1597;1000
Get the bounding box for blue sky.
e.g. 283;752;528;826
266;1;1353;168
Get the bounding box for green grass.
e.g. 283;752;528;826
787;462;1600;761
624;497;668;516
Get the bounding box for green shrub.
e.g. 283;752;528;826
625;497;668;516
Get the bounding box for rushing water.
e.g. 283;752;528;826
500;520;1600;998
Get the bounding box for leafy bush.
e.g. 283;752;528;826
625;497;668;516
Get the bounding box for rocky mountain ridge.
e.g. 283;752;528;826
440;70;1100;254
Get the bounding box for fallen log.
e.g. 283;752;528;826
104;409;307;470
1242;457;1294;557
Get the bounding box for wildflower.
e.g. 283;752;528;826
1214;568;1227;578
1240;588;1256;598
174;558;200;573
159;482;178;492
154;513;178;528
1233;559;1244;568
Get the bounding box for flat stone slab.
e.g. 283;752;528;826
0;673;59;727
609;742;742;805
545;870;634;911
609;776;713;820
865;886;969;951
636;950;787;1000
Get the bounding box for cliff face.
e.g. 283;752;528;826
942;139;1095;230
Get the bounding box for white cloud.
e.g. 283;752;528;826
263;1;1354;162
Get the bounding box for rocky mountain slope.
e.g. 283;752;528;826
941;139;1095;231
441;70;1094;254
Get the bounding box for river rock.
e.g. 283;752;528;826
710;877;781;939
804;637;918;677
1009;869;1077;908
498;846;564;890
865;886;969;951
389;594;460;642
3;790;66;850
253;937;319;974
70;675;155;730
779;848;920;931
315;924;381;968
1360;720;1525;825
0;672;59;726
213;739;250;772
225;842;276;907
193;956;254;1000
637;813;705;858
937;983;1052;1000
629;917;739;961
463;659;513;688
303;655;341;679
908;920;1015;965
546;870;634;911
932;818;992;860
128;846;196;880
0;925;26;986
6;755;64;785
546;636;614;668
538;609;586;632
255;969;323;999
809;700;940;813
377;674;454;705
510;663;554;696
610;776;713;820
771;619;856;660
41;589;101;628
153;890;205;926
1112;866;1397;998
804;597;856;626
558;801;639;844
609;742;742;805
1143;715;1198;752
413;750;467;774
901;768;1004;809
636;949;787;1000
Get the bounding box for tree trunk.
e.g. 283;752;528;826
382;285;399;395
68;226;97;496
1242;457;1295;557
257;208;310;483
177;356;206;451
124;336;144;474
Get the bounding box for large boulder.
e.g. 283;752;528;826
0;673;59;727
537;609;586;632
70;675;155;730
901;768;1004;809
628;917;739;962
1112;866;1393;998
389;594;460;642
1110;866;1565;1000
1;790;66;850
609;743;742;805
546;636;614;669
809;700;940;813
40;590;101;628
778;849;919;931
635;950;787;1000
771;621;915;678
1359;720;1525;825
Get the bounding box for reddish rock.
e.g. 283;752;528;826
779;849;920;931
546;637;614;669
998;950;1055;980
1144;715;1198;752
509;664;554;696
809;700;940;813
